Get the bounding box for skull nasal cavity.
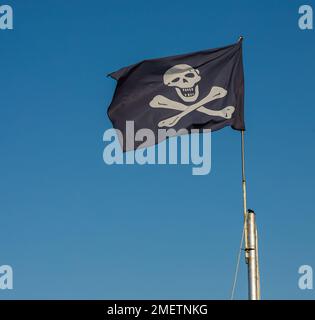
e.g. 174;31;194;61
183;79;188;83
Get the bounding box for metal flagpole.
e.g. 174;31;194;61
241;130;248;250
246;210;260;300
255;221;261;299
241;130;261;300
238;36;248;261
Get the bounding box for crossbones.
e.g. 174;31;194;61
150;86;235;128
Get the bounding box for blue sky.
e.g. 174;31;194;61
0;0;314;299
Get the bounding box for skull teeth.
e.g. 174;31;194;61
181;87;195;97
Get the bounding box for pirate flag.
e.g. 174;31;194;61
107;39;245;151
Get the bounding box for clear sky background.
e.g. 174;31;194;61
0;0;314;299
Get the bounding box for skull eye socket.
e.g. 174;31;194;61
185;72;195;78
171;77;180;83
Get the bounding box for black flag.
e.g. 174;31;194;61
108;40;245;151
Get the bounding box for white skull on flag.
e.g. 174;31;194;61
163;64;201;102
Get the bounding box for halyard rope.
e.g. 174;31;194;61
230;222;245;300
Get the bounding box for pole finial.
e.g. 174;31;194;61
238;36;244;42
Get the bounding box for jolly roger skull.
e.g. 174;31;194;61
163;64;201;102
